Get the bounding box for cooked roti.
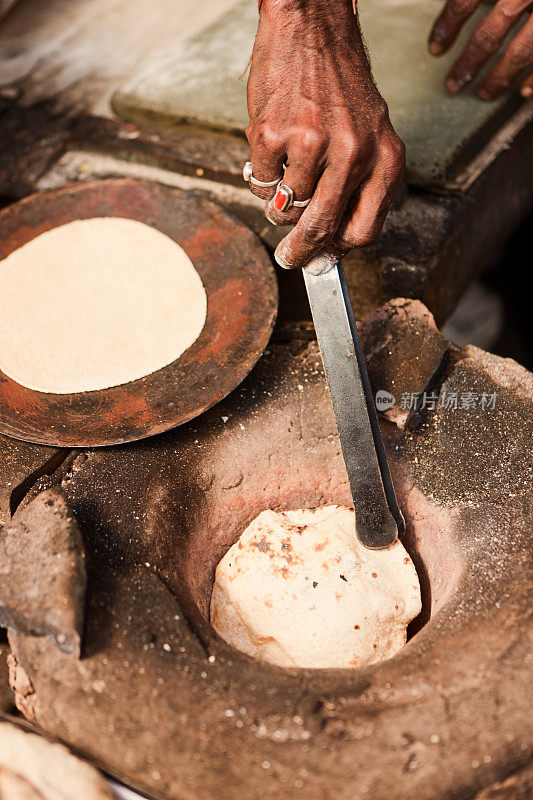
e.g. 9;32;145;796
0;217;207;393
0;721;113;800
211;505;421;669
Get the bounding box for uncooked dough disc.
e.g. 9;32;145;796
0;721;114;800
211;505;422;669
0;217;207;394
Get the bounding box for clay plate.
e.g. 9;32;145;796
0;179;278;446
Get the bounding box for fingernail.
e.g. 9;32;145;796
521;85;533;98
274;244;293;270
429;41;443;56
274;254;293;270
446;78;461;95
265;207;279;225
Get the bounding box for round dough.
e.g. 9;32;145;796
0;721;114;800
210;505;422;669
0;217;207;394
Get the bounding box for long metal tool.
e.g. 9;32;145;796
303;260;404;549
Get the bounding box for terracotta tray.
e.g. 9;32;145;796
0;179;277;446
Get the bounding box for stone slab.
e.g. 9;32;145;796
358;298;449;427
0;489;86;658
0;433;65;526
0;1;17;21
0;0;240;116
113;0;525;188
0;435;69;716
0;641;15;714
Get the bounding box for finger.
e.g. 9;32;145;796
245;122;286;201
274;152;372;270
428;0;480;56
266;129;326;226
521;69;533;96
478;14;533;99
324;136;405;259
445;0;529;93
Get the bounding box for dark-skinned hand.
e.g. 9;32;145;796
246;0;405;273
428;0;533;99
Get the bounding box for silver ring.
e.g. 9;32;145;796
243;161;282;188
293;197;312;208
273;183;312;212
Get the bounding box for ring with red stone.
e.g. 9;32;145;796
242;161;282;188
273;183;311;212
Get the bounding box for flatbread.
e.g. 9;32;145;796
210;505;421;669
0;217;207;393
0;721;114;800
0;770;44;800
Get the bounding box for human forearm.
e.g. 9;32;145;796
247;0;404;270
258;0;358;15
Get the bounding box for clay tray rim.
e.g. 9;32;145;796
0;178;278;447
